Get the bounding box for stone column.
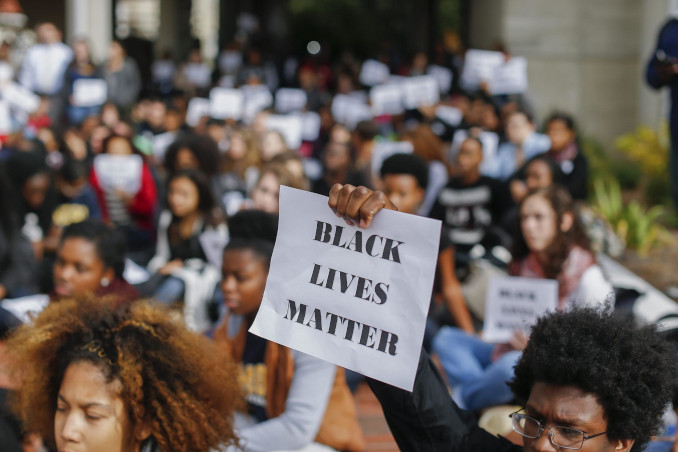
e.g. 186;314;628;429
65;0;112;62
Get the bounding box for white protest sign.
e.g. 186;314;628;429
209;87;244;120
402;75;440;110
297;111;321;142
0;100;11;134
93;154;143;196
1;294;49;324
275;88;307;113
370;83;404;116
427;65;453;93
266;114;304;150
450;129;499;174
460;49;505;91
359;59;391;86
482;276;558;343
488;57;528;95
2;82;40;114
331;94;373;129
371;141;414;180
72;79;107;107
435;105;463;127
186;97;210;127
250;186;441;391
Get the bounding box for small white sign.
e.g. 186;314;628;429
1;294;49;323
266;114;304;150
72;79;107;107
209;87;244;120
427;65;453;93
186;97;211;127
331;94;373;129
2;82;40;114
435;105;463;127
296;111;321;142
371;141;414;180
241;85;273;122
482;276;558;343
370;83;404;116
359;59;391;86
275;88;308;113
488;57;528;95
93;154;143;196
460;49;505;91
402;75;440;110
250;187;441;391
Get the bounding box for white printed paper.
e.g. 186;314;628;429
250;187;441;391
435;105;463;126
359;59;391;86
1;294;49;323
482;276;558;343
93;154;143;196
297;111;321;142
488;57;528;95
427;65;453;93
402;75;440;110
186;97;210;127
266;114;304;150
331;94;373;129
2;82;40;114
241;85;273;122
275;88;308;113
72;79;107;107
371;141;414;180
460;49;505;91
370;83;404;116
209;88;244;120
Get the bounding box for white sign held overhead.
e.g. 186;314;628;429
296;111;321;142
266;114;304;150
275;88;308;113
427;65;453;93
435;105;463;127
359;59;391;86
370;83;404;116
209;87;244;120
331;94;373;129
402;75;440;110
72;79;107;107
241;85;273;122
93;154;143;196
489;57;528;95
482;276;558;343
250;187;441;391
186;97;210;127
460;49;505;91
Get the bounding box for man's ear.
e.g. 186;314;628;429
615;438;634;452
560;211;574;233
135;420;153;442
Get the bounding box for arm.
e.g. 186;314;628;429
646;20;678;89
237;351;336;451
438;246;474;334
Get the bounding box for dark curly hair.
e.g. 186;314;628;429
380;153;429;190
61;219;127;278
510;307;675;452
164;134;220;177
8;297;242;451
224;209;278;266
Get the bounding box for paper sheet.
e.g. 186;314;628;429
250;187;441;391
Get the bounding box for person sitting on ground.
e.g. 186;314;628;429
432;185;612;411
543;112;588;201
327;183;674;452
380;153;474;335
7;296;241;452
429;136;513;266
212;209;364;452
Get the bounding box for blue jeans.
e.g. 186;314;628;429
432;326;520;411
153;276;185;305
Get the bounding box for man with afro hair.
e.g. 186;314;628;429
329;183;676;452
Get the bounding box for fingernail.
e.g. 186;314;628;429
359;219;367;228
344;218;354;226
334;211;342;218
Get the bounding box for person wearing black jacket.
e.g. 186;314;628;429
328;183;674;452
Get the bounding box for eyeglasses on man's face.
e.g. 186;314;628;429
510;410;607;450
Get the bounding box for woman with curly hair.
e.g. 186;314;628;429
7;296;241;452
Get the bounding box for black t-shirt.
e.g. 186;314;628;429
429;176;513;254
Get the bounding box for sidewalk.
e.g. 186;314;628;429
354;382;399;452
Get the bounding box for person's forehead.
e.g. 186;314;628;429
527;382;606;426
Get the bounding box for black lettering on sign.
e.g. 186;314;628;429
312;221;404;263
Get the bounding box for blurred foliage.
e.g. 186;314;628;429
592;178;672;256
615;123;670;178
